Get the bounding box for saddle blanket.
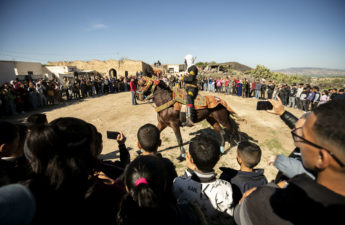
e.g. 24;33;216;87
172;87;235;112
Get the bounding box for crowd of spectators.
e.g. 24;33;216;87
1;96;345;224
0;75;135;116
165;75;345;113
185;76;344;112
1;71;345;224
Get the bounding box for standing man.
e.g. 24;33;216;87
234;99;345;225
182;54;198;127
296;83;304;110
129;78;138;105
267;81;275;99
288;83;297;108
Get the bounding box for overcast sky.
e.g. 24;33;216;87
1;0;344;70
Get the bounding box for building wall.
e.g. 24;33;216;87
0;61;16;84
47;59;149;78
14;61;45;75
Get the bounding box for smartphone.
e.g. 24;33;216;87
256;101;273;110
106;131;120;139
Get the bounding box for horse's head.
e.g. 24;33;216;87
137;77;151;94
135;77;153;101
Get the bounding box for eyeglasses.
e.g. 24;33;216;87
291;127;344;167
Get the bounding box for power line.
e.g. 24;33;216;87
0;50;116;57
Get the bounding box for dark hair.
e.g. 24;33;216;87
137;124;160;153
189;135;220;172
25;117;99;192
323;90;329;95
26;113;47;127
0;121;19;145
117;155;171;225
237;141;262;168
312;99;345;158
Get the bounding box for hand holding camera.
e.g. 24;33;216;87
267;96;285;115
107;131;126;145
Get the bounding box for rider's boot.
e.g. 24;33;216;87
182;106;194;127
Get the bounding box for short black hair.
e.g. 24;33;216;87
189;135;220;172
0;121;19;145
313;99;345;159
137;124;160;153
237;141;262;168
26;113;47;126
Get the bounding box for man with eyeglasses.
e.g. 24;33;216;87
234;99;345;225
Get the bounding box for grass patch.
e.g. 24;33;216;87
270;129;277;136
162;136;170;142
263;138;285;154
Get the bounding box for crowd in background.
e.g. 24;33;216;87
169;76;345;112
0;75;135;116
2;73;345;117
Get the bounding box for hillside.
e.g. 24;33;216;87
220;62;252;72
275;67;345;77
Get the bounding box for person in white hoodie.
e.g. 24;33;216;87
182;54;199;127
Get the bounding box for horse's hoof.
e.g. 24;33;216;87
176;155;186;162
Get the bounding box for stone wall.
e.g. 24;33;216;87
48;59;151;78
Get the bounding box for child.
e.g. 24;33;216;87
117;155;206;225
172;135;234;225
137;123;177;191
219;141;267;204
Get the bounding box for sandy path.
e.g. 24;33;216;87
10;91;304;181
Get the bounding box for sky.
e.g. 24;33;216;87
0;0;345;70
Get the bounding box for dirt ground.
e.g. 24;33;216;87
8;91;304;182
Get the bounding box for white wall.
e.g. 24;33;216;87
0;61;16;84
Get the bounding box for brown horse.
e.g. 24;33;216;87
137;79;240;161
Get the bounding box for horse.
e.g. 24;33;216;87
136;78;240;161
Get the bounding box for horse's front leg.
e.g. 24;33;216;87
157;121;167;132
207;117;226;154
171;123;186;161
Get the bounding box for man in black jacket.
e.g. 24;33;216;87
234;99;345;225
288;83;297;108
266;81;275;99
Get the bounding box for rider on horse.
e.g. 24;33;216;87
182;54;199;127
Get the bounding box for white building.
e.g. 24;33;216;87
0;60;53;84
167;64;185;73
44;65;77;80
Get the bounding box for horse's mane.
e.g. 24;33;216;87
157;81;172;93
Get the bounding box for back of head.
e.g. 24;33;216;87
0;121;19;158
25;117;99;191
26;113;48;128
189;135;220;172
0;121;19;146
237;141;262;169
312;99;345;162
118;155;171;225
137;124;160;153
